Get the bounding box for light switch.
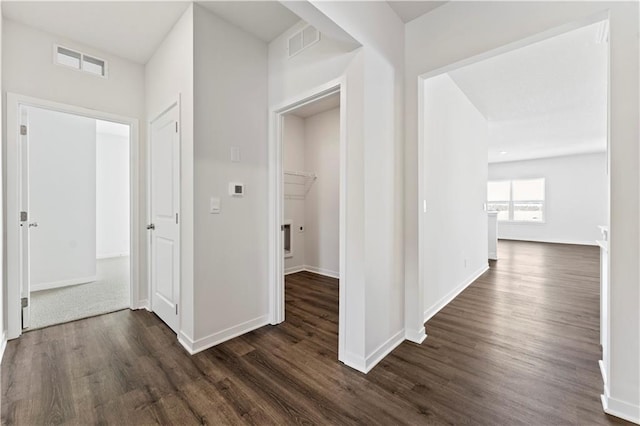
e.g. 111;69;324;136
210;197;221;214
231;147;241;162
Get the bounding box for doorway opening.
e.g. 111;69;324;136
269;81;346;362
6;94;140;338
418;13;610;409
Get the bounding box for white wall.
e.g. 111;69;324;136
96;127;130;258
283;114;306;272
422;73;489;321
489;153;607;245
1;9;5;352
28;106;96;289
2;18;145;303
192;4;269;344
145;4;194;339
270;2;406;371
304;107;340;276
405;2;639;420
283;107;340;277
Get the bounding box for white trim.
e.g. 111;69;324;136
405;326;427;344
601;393;640;425
284;266;340;279
0;332;7;363
268;78;348;364
31;275;97;292
6;93;140;340
302;265;339;279
341;351;366;373
132;299;150;311
599;359;608;388
178;315;269;355
363;329;405;373
498;237;598;246
96;252;130;260
424;264;489;323
284;266;306;275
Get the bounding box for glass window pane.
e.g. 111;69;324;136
56;47;81;69
513;178;544;201
487;202;510;221
513;202;544;221
487;181;510;202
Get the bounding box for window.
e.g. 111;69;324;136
55;45;107;78
487;178;545;222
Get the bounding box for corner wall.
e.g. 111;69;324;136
422;73;489;322
191;4;269;348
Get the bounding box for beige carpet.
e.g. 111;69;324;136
29;256;130;330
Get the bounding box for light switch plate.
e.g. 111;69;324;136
210;197;221;214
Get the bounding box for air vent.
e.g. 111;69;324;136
54;45;107;78
287;25;320;58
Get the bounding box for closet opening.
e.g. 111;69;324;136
269;84;345;362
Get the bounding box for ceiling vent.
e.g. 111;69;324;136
288;25;320;58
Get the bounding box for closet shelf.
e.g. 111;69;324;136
284;170;317;199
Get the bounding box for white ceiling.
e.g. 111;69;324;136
197;1;300;42
1;1;190;64
448;20;608;163
387;1;448;23
289;92;340;119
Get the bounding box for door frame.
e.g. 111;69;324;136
146;98;181;332
268;78;347;362
416;9;610;374
6;92;141;339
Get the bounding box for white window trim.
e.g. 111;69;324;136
488;178;546;224
53;44;109;79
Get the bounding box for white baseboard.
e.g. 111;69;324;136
599;359;607;388
132;299;150;311
341;329;406;374
341;351;367;373
97;252;130;260
405;326;427;344
31;275;97;292
284;265;306;275
498;237;598;246
364;329;405;373
178;315;269;355
285;265;339;279
424;264;489;323
601;392;640;424
0;331;7;363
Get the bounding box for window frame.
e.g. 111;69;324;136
487;178;546;224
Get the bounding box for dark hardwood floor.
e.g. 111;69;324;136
2;241;627;425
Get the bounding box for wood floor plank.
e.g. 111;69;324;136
1;241;630;425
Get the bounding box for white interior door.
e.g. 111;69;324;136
20;106;97;328
149;104;180;333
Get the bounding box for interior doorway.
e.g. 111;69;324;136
6;93;140;339
269;81;346;362
22;106;132;330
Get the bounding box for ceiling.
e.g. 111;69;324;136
197;1;300;42
2;1;191;64
289;92;340;119
387;1;448;23
447;20;608;163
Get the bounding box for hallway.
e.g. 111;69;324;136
1;241;624;424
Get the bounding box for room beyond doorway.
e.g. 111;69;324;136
5;93;141;339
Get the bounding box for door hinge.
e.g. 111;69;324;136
281;225;285;231
21;297;28;308
175;122;178;133
20;125;27;136
20;211;28;222
175;304;178;315
147;223;155;230
176;213;179;224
